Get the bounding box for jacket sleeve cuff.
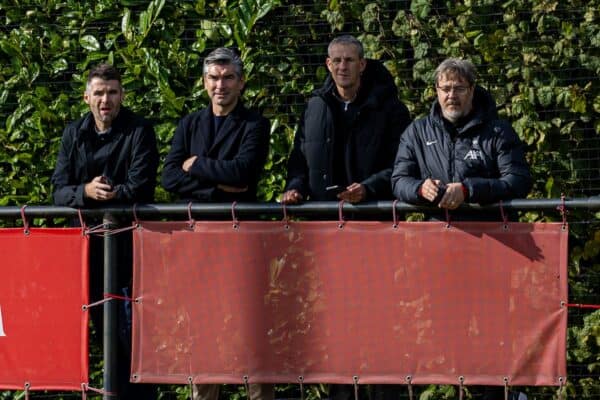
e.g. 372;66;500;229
461;183;469;201
76;185;87;207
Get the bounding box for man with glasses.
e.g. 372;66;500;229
391;58;531;219
391;59;530;400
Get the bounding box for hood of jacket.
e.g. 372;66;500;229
315;59;398;108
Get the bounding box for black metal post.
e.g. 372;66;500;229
103;218;118;400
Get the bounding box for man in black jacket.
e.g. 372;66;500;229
282;35;411;400
282;35;411;204
392;58;531;217
161;47;273;400
391;58;530;400
52;65;158;207
161;47;270;203
51;63;159;399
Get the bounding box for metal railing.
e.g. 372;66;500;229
3;197;600;221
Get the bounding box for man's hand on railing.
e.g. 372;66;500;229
281;189;303;204
338;182;366;204
84;176;116;201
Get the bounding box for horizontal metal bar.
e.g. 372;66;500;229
0;197;599;220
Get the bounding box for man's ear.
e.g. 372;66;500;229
326;57;333;73
83;91;90;105
359;58;367;73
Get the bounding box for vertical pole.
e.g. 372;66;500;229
103;218;118;399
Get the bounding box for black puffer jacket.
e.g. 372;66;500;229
392;86;531;205
285;59;411;201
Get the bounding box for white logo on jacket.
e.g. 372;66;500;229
464;149;483;161
463;138;483;161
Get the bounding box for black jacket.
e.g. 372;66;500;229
52;107;159;207
161;102;270;202
392;86;532;205
285;59;411;201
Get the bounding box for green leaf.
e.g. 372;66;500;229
80;34;101;51
201;19;219;40
50;58;68;75
321;9;344;32
593;94;600;113
410;0;431;20
0;38;23;61
121;8;132;41
139;11;149;36
536;86;554;107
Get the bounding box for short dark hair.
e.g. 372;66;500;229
434;58;477;87
87;64;122;89
328;35;364;59
203;47;244;78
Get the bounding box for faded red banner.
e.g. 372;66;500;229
132;221;567;387
0;228;88;391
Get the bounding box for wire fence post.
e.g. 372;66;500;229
103;215;118;399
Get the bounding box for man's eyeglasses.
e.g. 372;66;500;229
436;85;471;95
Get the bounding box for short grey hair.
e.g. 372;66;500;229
434;58;477;86
203;47;243;78
327;35;364;59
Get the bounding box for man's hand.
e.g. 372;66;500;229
438;182;465;209
182;155;198;172
420;178;444;203
281;189;303;204
217;184;248;193
338;182;366;203
84;176;116;201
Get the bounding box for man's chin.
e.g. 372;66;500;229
443;110;463;123
215;99;234;107
335;80;354;88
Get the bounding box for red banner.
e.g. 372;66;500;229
132;221;567;387
0;228;88;391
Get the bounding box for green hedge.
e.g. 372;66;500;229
1;0;599;205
